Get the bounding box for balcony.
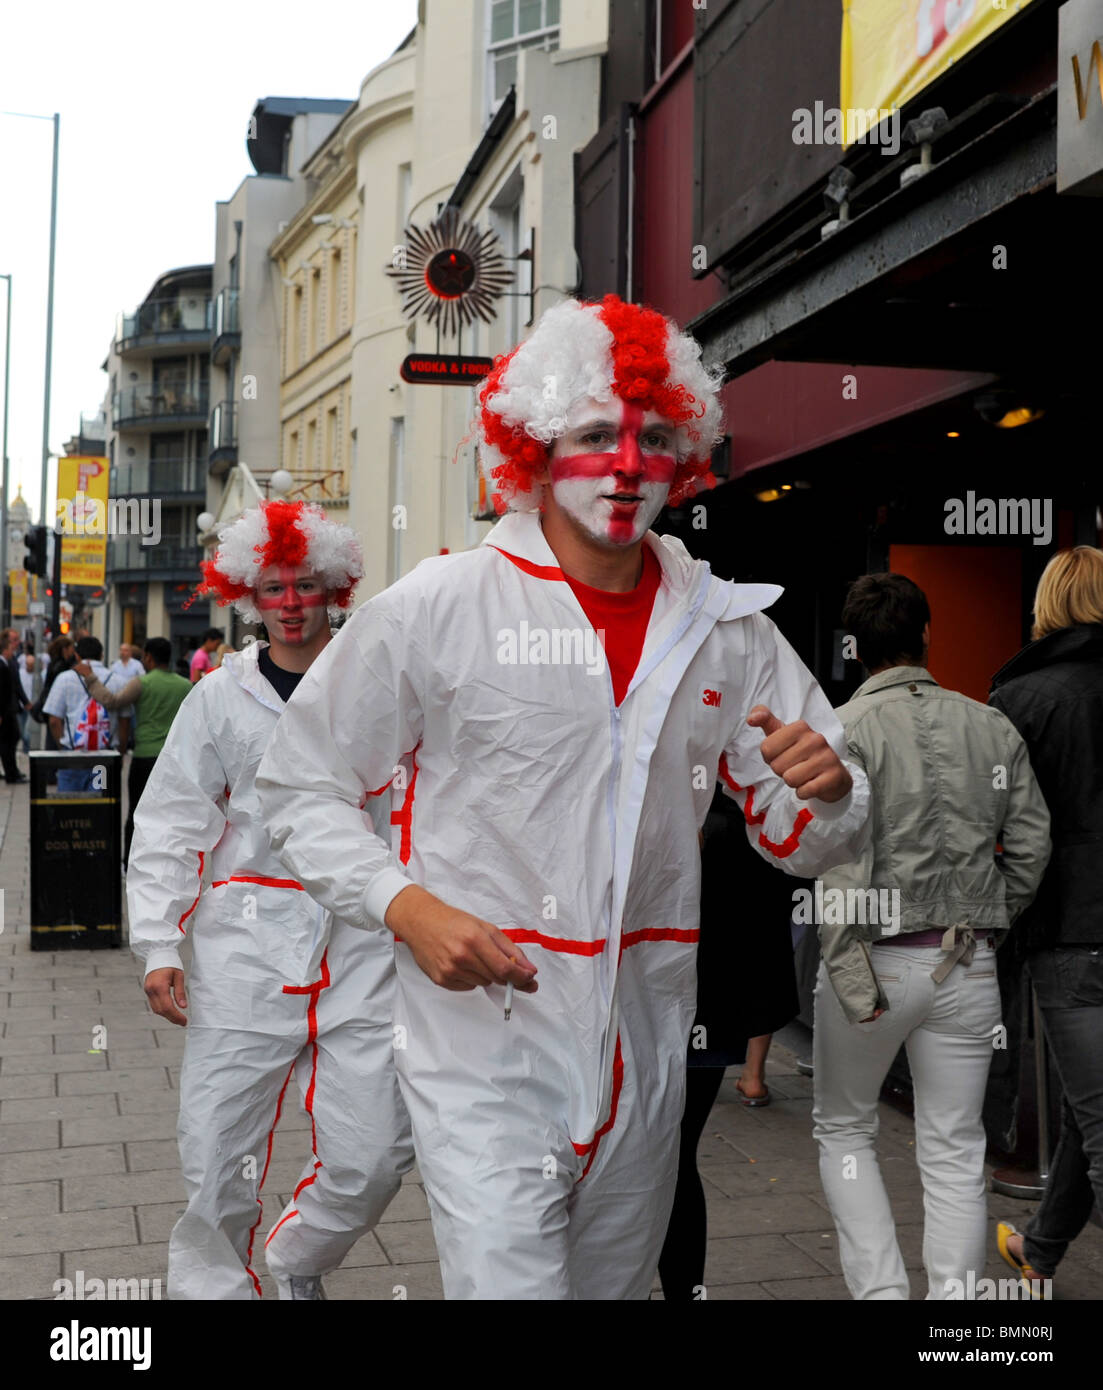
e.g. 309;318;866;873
107;538;203;582
208;400;238;474
112;458;204;498
112;384;209;431
114;296;212;356
210;288;241;366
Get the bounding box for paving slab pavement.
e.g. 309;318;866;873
2;766;1103;1302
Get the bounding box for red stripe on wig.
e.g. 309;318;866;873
477;295;716;512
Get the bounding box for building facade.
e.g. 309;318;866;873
204;97;357;643
97;266;211;661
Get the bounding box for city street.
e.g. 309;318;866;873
3;768;1102;1302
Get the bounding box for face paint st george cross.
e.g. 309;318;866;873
549;399;677;546
255;564;329;647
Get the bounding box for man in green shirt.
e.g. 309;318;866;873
77;636;191;868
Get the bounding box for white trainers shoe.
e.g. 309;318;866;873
275;1274;328;1301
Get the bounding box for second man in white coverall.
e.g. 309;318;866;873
257;294;872;1299
127;500;414;1300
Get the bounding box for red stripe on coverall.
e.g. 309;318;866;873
390;746;420;866
486;546;566;581
210;875;306;890
503;926;699;956
265;1206;302;1247
245;1058;296;1297
717;752;814;860
499;933;694;1181
572;1034;624;1181
278;950;332;1210
177;850;205;933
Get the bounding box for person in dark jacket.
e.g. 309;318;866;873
0;629;26;782
38;636;77;751
988;546;1103;1293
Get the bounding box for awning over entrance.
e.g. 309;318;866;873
689;89;1099;387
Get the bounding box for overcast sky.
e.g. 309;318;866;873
0;0;418;525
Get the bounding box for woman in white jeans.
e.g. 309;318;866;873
813;935;1002;1299
811;572;1051;1300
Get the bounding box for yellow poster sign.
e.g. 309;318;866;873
841;0;1036;130
9;569;28;618
56;455;110;586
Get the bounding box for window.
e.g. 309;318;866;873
306;418;317;477
397;163;412;239
308;268;321;358
328;248;342;340
389;417;405;583
289;285;303;373
325;405;339;475
487;0;560;110
288;428;299;471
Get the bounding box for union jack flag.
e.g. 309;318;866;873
74;699;109;750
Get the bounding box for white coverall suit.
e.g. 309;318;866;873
127;640;414;1299
256;512;870;1299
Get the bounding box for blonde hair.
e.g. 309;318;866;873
1032;547;1103;639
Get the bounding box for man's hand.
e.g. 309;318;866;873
746;705;853;803
859;1007;885;1023
145;968;188;1026
74;661;94;679
385;884;539;994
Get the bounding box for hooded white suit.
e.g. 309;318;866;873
126;640;413;1299
256;512;870;1299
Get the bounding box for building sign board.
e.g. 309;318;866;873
1058;0;1103;194
841;0;1037;135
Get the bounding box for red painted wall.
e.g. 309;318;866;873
721;363;996;478
888;544;1023;704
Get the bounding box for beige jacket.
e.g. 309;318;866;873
819;667;1051;1023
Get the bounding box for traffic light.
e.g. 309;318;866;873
24;526;47;577
59;621;70;635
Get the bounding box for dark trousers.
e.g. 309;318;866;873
125;756;158;867
0;716;20;781
658;1065;727;1300
1023;946;1103;1275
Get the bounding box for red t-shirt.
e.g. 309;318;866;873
565;546;662;705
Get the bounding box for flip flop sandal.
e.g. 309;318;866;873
996;1221;1051;1300
736;1079;770;1107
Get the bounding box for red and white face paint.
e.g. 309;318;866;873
254;564;329;649
548;397;677;547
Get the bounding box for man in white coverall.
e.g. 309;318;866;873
256;294;871;1299
127;499;413;1300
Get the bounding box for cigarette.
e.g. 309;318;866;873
504;981;513;1022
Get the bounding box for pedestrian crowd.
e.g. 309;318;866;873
21;294;1102;1301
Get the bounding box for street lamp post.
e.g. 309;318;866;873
1;109;61;691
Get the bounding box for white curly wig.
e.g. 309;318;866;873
198;499;364;625
476;293;726;512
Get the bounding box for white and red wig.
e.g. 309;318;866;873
197;499;364;625
476;293;725;513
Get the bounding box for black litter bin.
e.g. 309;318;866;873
29;750;122;951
